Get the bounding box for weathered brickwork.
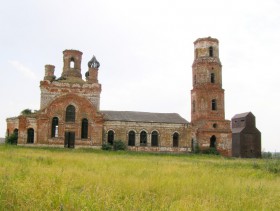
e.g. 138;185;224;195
6;49;192;152
103;120;192;152
191;37;232;156
6;38;260;157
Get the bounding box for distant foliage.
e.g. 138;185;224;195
262;151;273;159
5;133;18;145
21;109;32;115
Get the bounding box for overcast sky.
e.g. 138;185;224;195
1;0;280;151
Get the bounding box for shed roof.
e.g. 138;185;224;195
101;110;188;124
232;112;251;119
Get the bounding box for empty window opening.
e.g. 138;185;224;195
213;123;217;128
70;57;75;68
51;117;59;138
81;118;88;139
140;131;147;146
209;46;214;57
128;131;135;146
151;131;159;147
211;73;215;83
173;132;179;147
27;128;34;144
107;130;114;145
66;105;75;122
210;135;216;148
211;99;217;111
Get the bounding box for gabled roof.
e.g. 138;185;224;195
101;110;188;124
232;112;251;119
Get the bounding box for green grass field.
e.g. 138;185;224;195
0;145;279;210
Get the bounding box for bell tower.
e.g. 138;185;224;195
191;37;232;156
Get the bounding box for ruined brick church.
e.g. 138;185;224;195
6;37;261;157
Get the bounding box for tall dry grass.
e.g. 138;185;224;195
0;145;279;210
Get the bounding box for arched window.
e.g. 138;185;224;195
128;131;135;146
211;99;217;110
107;130;114;145
66;105;75;122
151;131;159;147
173;132;179;147
210;135;216;148
140;131;147;146
27;128;34;144
209;46;214;57
81;118;88;139
211;73;215;83
51;117;59;138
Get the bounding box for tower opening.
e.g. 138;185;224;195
211;73;215;83
211;99;217;110
70;57;75;68
209;46;214;57
192;100;196;113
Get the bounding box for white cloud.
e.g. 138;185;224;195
8;60;38;80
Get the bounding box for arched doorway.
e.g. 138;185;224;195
27;128;34;144
210;135;216;148
173;132;179;147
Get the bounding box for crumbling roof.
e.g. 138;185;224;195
101;110;188;124
232;112;251;119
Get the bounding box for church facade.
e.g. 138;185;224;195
6;37;243;156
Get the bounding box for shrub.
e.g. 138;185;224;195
101;143;112;150
5;133;18;145
202;147;219;155
113;140;126;151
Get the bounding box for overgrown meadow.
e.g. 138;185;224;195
0;145;279;210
